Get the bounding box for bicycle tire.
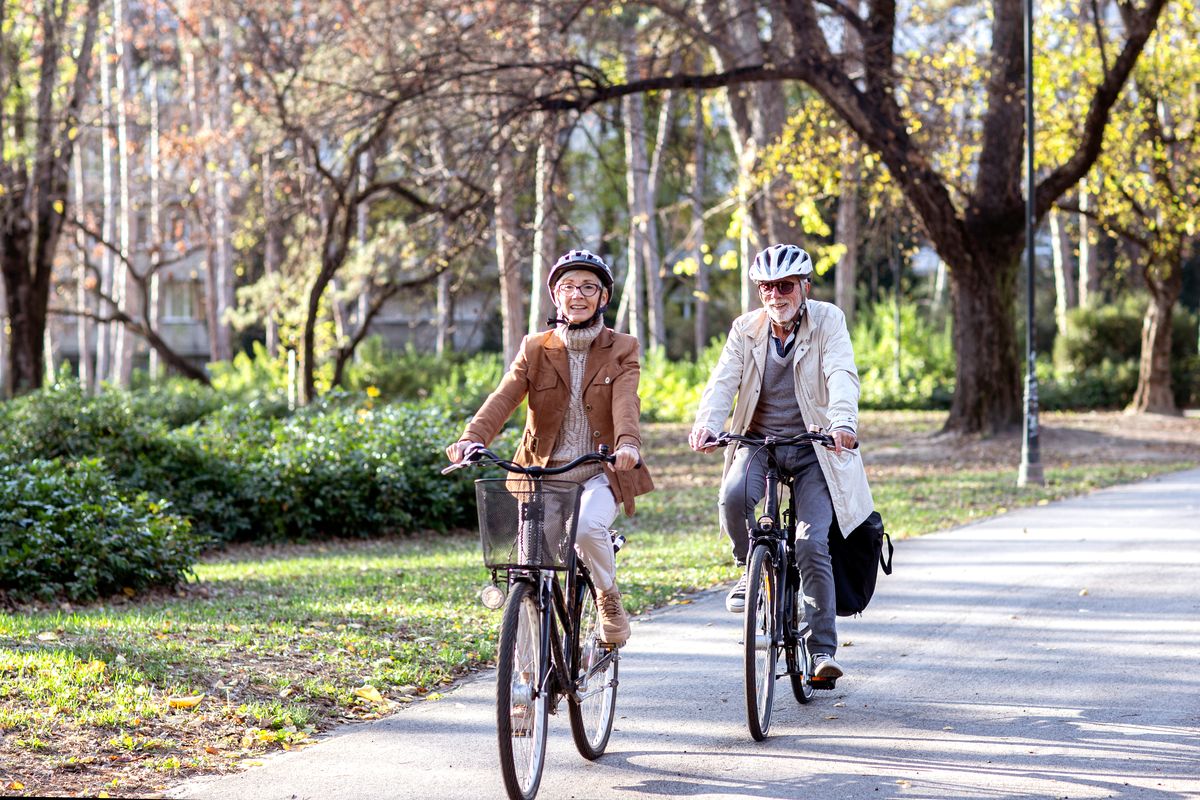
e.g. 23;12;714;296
744;544;778;741
567;573;618;760
787;588;814;704
496;582;549;800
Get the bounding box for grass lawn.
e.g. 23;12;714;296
2;410;1198;797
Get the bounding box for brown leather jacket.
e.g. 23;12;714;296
461;327;654;515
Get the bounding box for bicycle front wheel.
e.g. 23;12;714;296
568;573;619;760
496;581;550;800
744;544;778;741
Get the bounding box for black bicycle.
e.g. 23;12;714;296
442;447;622;800
713;430;839;741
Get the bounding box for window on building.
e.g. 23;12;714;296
162;279;200;321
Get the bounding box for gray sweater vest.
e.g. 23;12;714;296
748;345;806;436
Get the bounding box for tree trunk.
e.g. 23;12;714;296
1077;176;1101;307
1049;206;1077;337
947;246;1023;434
147;64;162;381
621;29;652;347
113;0;138;386
73;140;94;391
436;270;453;355
1128;257;1182;415
210;18;235;362
528;120;558;334
835;138;860;322
642;72;677;352
493;142;524;365
0;0;100;395
95;26;116;387
691;94;709;358
262;151;282;357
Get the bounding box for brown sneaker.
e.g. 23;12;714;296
597;586;631;647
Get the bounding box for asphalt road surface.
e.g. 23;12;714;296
169;467;1200;800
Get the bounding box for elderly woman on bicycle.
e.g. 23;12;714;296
446;249;654;647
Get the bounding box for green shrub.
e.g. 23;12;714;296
1053;298;1199;409
852;299;955;410
638;341;723;423
0;458;199;602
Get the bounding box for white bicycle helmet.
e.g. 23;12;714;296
545;249;614;329
546;249;615;294
748;244;813;283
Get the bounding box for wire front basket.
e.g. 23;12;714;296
475;478;583;571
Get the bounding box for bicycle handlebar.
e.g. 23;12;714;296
441;446;624;477
711;430;837;449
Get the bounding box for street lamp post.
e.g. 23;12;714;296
1019;0;1044;487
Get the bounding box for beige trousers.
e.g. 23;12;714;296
574;472;620;592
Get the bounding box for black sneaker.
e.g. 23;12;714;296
812;653;844;679
725;573;748;613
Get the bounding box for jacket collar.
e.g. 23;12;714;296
747;305;817;370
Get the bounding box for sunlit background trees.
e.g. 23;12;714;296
2;0;1197;426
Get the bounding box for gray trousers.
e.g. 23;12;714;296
719;443;838;656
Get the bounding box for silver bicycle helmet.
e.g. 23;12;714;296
748;244;814;283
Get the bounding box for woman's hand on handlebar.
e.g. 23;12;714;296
445;439;484;464
613;444;640;471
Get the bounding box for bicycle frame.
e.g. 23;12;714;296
509;561;614;711
722;431;836;690
748;450;797;656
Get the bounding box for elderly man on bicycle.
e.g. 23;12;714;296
689;243;873;680
447;249;654;648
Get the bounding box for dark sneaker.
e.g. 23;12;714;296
812;653;844;679
725;572;748;613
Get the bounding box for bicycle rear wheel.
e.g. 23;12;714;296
743;544;778;741
568;573;618;760
496;581;549;800
787;588;814;704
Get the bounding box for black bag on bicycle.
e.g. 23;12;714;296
828;510;893;616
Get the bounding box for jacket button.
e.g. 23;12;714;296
593;431;601;439
604;377;611;384
585;404;592;412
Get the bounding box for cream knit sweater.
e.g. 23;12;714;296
548;321;604;484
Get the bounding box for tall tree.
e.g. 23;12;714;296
526;0;1167;434
1055;0;1200;414
0;0;102;395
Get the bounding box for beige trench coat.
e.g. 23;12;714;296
692;302;874;534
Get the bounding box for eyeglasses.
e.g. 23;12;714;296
556;282;602;298
757;279;802;296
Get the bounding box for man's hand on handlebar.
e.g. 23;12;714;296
829;428;857;455
445;439;484;464
688;426;719;454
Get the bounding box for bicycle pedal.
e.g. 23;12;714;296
810;677;837;690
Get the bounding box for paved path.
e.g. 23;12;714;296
169;468;1200;800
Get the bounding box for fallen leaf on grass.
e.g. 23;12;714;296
168;694;206;709
6;781;25;790
36;631;59;641
353;685;385;704
204;746;219;755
